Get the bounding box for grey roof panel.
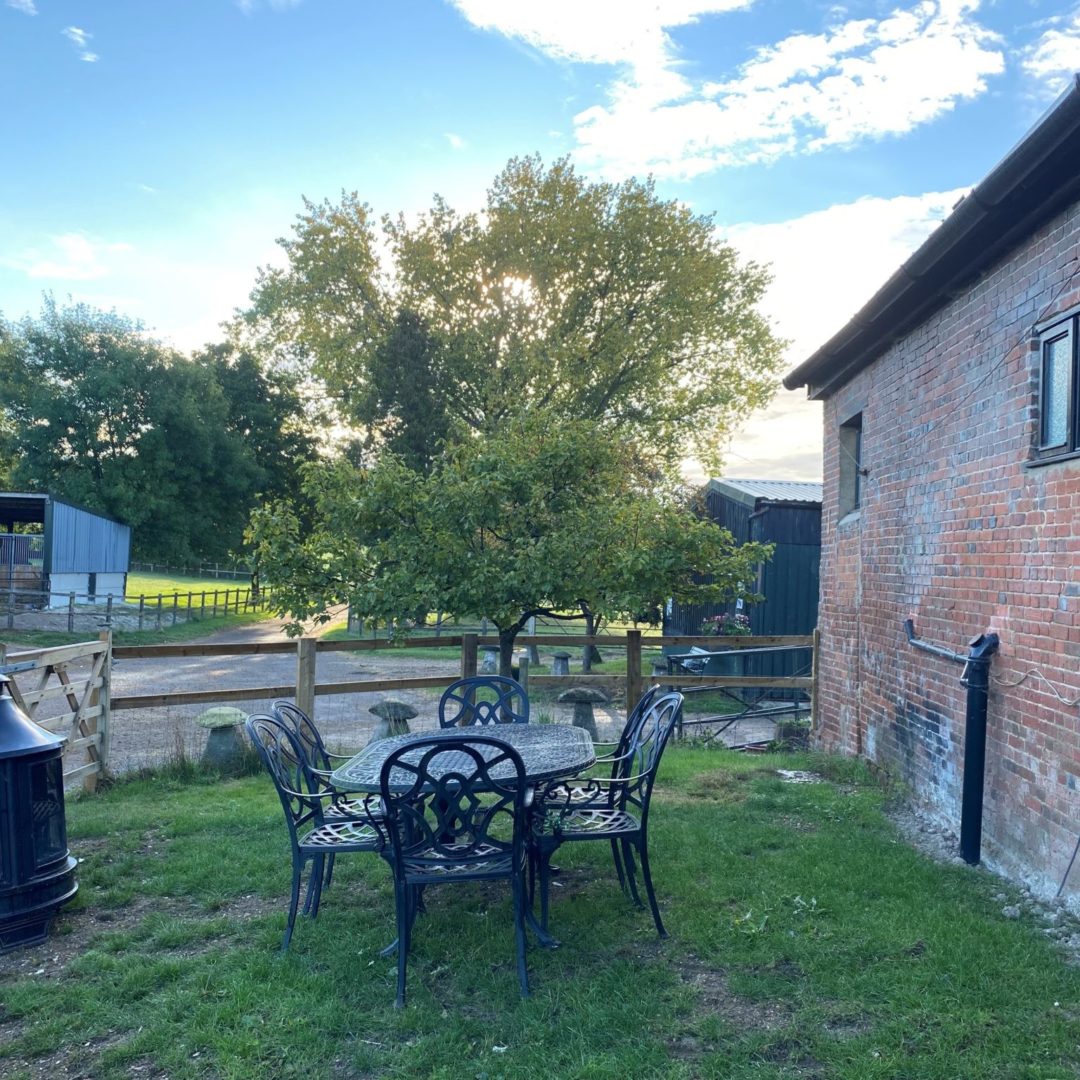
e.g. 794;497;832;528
706;478;823;505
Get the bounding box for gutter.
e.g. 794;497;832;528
785;76;1080;400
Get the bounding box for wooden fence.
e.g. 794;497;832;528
3;631;816;787
0;634;111;791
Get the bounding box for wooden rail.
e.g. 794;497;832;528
0;634;111;791
7;629;817;784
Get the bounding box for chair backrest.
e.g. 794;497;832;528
272;700;333;786
617;692;684;817
607;684;661;778
379;735;528;877
246;713;324;849
438;676;529;728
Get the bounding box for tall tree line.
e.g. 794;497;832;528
0;298;317;564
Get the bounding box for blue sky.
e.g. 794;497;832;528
2;0;1078;479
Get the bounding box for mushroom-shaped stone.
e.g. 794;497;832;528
197;707;248;772
368;698;418;743
480;646;500;674
557;686;609;740
551;651;571;676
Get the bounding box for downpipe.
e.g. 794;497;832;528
903;620;1000;865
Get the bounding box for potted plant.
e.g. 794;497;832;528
700;612;751;636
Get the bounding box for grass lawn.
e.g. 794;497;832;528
125;573;256;601
2;747;1078;1079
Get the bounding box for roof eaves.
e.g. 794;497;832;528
784;75;1080;400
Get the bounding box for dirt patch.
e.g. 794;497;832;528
676;954;792;1032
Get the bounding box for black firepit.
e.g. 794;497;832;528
0;672;78;951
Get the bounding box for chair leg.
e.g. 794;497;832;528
302;854;321;916
511;875;531;998
538;849;554;933
637;835;667;939
394;882;410;1009
610;838;627;894
621;838;643;907
306;855;326;915
283;855;304;951
324;852;336;889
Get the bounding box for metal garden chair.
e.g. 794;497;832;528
272;699;385;889
530;691;684;939
438;675;529;727
379;734;532;1007
246;714;385;951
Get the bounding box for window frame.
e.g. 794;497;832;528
838;411;863;518
1033;309;1080;463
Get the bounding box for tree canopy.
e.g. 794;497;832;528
0;300;316;564
249;155;784;469
249;414;771;672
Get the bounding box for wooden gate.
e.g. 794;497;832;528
0;634;111;791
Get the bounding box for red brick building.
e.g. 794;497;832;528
784;78;1080;899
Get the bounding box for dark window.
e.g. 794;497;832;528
1038;316;1076;454
839;412;863;517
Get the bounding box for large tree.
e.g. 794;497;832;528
0;300;316;563
249;414;771;673
248;156;783;469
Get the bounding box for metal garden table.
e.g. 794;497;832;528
330;723;595;795
330;724;596;948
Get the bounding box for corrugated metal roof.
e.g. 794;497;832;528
706;478;823;505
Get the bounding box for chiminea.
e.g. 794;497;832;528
0;673;78;951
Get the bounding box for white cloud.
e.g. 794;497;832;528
453;0;1004;179
62;26;99;62
1023;9;1080;95
3;233;132;281
716;187;968;478
445;132;467;150
236;0;304;13
6;0;37;15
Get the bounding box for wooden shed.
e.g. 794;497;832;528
0;493;131;608
665;478;822;682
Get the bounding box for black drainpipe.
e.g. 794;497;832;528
903;620;1000;865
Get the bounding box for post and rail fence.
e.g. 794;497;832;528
1;585;274;633
0;631;816;790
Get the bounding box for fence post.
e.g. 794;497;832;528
461;633;478;679
92;629;113;793
201;591;206;620
6;587;13;630
435;612;443;638
296;637;317;720
67;592;75;633
171;592;179;626
626;629;642;717
811;627;820;733
526;615;540;664
155;594;163;630
105;594;113;628
186;591;193;620
138;596;145;631
517;654;529;696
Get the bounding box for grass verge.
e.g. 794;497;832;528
1;747;1078;1079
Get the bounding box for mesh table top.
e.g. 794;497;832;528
330;723;596;793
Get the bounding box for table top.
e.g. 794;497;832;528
330;723;596;793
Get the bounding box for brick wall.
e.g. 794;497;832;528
816;197;1080;898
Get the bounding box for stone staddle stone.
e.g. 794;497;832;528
368;698;418;743
557;686;608;740
196;707;248;772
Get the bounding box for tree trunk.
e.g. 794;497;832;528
582;611;603;672
499;627;518;678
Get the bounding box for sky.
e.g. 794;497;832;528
2;0;1079;482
